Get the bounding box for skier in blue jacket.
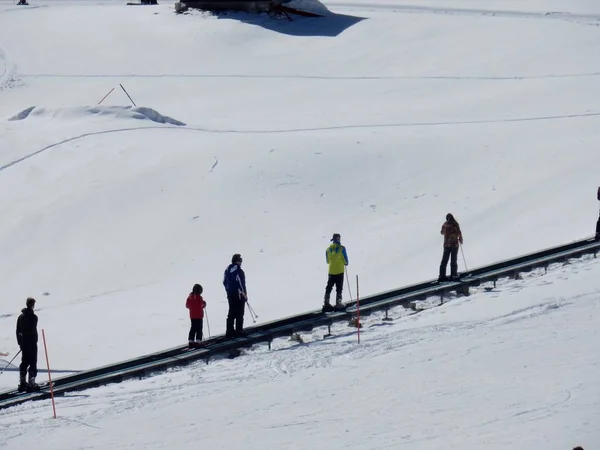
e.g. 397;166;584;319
223;254;247;337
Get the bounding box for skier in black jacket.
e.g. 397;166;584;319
16;298;39;392
596;187;600;240
223;254;247;337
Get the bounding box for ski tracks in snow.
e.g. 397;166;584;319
2;107;600;174
17;71;600;80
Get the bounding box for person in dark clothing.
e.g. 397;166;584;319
439;213;463;282
186;284;206;346
223;254;247;337
596;186;600;240
16;297;39;392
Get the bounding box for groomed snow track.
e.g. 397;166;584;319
1;236;599;410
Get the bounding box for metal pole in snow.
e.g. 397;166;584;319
119;84;137;107
97;87;115;105
42;329;57;419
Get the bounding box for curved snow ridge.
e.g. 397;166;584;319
7;105;187;126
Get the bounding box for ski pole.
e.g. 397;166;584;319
460;243;468;272
345;267;353;302
205;309;211;339
0;350;21;375
246;301;258;319
246;306;256;324
246;302;257;324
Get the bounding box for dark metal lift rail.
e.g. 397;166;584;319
1;236;599;411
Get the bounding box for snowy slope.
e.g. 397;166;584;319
1;257;599;449
0;0;599;375
0;0;599;448
0;0;598;417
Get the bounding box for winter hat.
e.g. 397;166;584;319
26;297;36;308
231;253;242;264
331;233;341;242
192;284;203;295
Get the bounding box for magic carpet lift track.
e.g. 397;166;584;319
1;237;599;410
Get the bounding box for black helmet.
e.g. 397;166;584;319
192;284;203;295
231;253;242;264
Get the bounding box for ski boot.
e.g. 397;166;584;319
334;300;346;312
18;376;28;393
322;294;334;313
27;376;40;392
322;302;334;313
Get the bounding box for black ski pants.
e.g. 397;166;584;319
188;318;203;342
440;246;459;278
19;343;37;379
324;273;344;302
226;292;245;335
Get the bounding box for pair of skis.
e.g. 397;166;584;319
14;380;53;394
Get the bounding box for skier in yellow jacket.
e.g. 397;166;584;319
323;233;349;312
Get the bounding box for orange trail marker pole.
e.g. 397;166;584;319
42;329;57;419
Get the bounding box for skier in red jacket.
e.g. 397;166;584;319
186;284;206;346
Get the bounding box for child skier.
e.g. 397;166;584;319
186;284;206;347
